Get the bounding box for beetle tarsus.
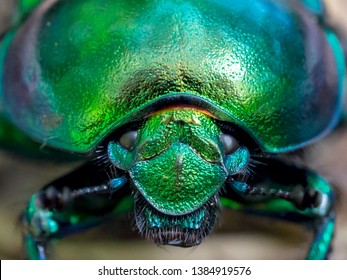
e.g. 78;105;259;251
223;158;335;259
21;162;131;259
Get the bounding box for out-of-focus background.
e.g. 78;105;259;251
0;0;346;259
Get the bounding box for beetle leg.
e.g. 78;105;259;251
22;162;132;260
222;158;335;259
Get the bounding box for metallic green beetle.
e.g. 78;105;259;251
0;0;345;259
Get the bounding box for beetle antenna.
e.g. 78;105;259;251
242;184;322;210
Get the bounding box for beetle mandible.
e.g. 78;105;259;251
0;0;346;259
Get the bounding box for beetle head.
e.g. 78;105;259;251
108;107;249;246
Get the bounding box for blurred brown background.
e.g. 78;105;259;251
0;0;346;259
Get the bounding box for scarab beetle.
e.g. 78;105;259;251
0;0;346;259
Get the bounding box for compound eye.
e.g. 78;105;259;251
221;133;240;155
119;130;138;151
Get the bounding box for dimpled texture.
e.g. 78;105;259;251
114;109;229;215
1;0;343;153
136;109;222;163
130;142;227;215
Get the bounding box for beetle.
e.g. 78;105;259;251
0;0;346;260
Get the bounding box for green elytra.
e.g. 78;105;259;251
0;0;344;260
0;0;345;154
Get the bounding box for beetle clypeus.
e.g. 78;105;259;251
0;0;346;259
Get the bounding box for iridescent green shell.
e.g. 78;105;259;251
1;0;345;153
